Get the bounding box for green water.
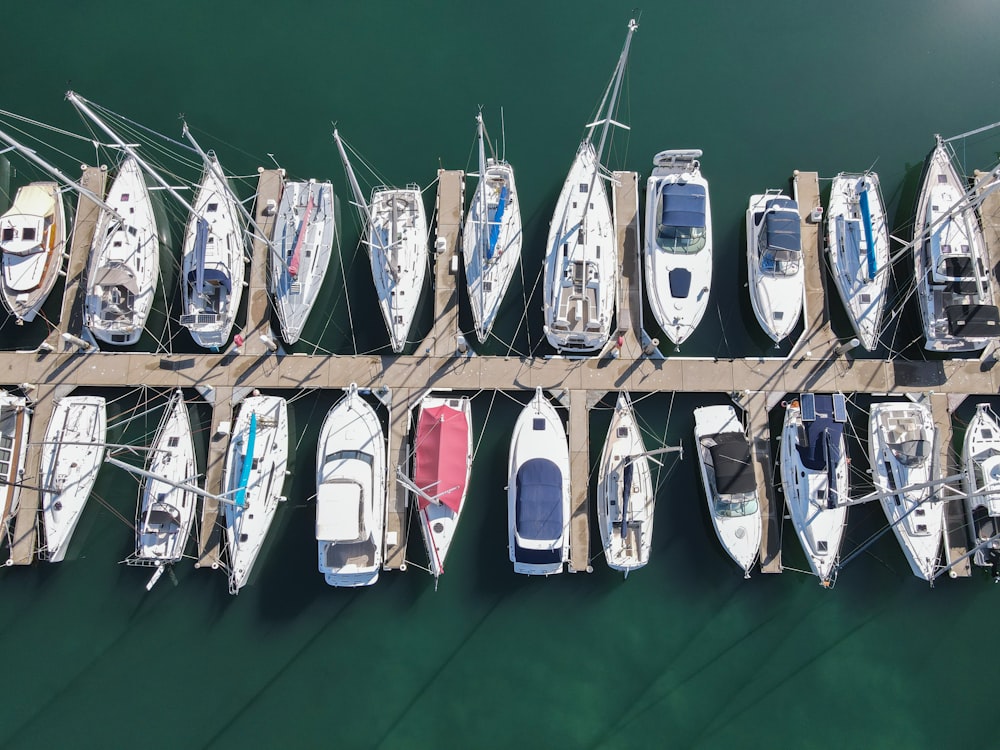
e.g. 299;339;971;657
2;2;1000;747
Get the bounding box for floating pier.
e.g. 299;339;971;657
193;386;233;569
241;168;283;357
934;393;971;578
427;169;464;357
612;170;646;357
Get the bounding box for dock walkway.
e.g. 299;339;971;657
425;170;464;357
193;386;233;569
241;169;283;357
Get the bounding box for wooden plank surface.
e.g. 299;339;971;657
242;169;283;356
425;169;463;357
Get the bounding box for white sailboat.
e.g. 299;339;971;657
746;191;803;344
963;403;1000;570
0;182;67;324
0;391;31;541
825;172;890;351
644;150;712;346
402;394;473;582
508;388;570;575
334;129;427;353
83;154;160;346
693;404;762;577
223;395;288;594
271;179;337;344
40;395;107;562
913;135;1000;352
597;392;654;573
543;18;638;354
868;400;942;581
316;384;386;587
179;152;246;350
132;389;197;571
463;113;522;343
779;393;849;587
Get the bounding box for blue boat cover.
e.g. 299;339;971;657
794;395;844;506
764;204;801;253
487;185;508;260
858;188;877;279
187;268;232;293
235;412;257;508
660;183;706;229
668;268;692;299
515;457;563;541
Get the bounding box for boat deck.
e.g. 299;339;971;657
427;169;464;357
242;169;283;356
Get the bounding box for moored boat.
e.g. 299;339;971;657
963;403;1000;571
40;395;107;562
868;400;942;581
597;392;654;573
644;150;712;346
0;182;67;324
779;393;849;586
746;191;803;344
223;395;288;594
271;179;337;344
508;388;570;575
825;172;890;351
693;404;761;576
315;384;386;587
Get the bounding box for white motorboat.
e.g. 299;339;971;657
315;384;386;587
779;393;849;586
746;191;803;344
0;391;31;539
271;179;337;344
913;135;1000;352
825;172;890;351
644;150;712;346
868;400;942;581
543;19;638;354
132;389;197;569
84;155;160;346
463;113;522;343
40;395;107;562
180;153;246;350
597;392;654;573
334;129;427;353
693;404;761;577
0;182;67;324
963;403;1000;570
223;395;288;594
408;394;472;581
508;388;570;575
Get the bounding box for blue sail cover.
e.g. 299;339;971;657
794;395;844;506
235;412;257;508
193;218;210;293
858;188;877;280
619;458;634;540
660;183;707;229
515;458;564;541
764;201;801;253
486;185;508;260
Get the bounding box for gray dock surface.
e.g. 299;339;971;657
194;386;233;569
384;388;414;570
567;389;596;573
425;170;463;357
613;170;645;358
933;393;971;578
242;169;283;357
737;390;783;573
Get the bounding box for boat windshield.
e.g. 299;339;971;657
657;183;707;254
714;494;759;517
757;201;800;276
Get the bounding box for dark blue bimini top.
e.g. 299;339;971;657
660;183;707;229
515;458;564;541
187;268;232;293
796;395;844;472
765;199;801;253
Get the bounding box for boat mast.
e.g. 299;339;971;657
0;124;123;221
333;129;394;274
476;113;488;328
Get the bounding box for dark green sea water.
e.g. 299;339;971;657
2;2;1000;747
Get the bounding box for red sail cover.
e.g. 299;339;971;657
414;404;469;512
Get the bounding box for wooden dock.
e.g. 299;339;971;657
792;171;837;356
735;390;783;573
425;169;464;357
567;389;595;573
241;169;283;357
613;170;645;358
933;393;971;578
383;388;414;570
193;386;232;569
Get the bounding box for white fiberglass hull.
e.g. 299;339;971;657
543;143;616;354
508;389;570;575
914;137;998;352
370;187;427;353
0;392;31;533
963;403;1000;568
746;193;804;344
41;396;107;562
826;172;890;351
464;160;522;343
644;150;712;346
223;395;288;594
316;386;385;587
597;392;653;572
181;155;245;350
0;182;67;324
272;180;337;344
135;390;197;564
86;156;159;346
868;401;942;581
694;404;762;576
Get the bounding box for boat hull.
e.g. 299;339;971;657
963;403;1000;568
746;193;804;344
